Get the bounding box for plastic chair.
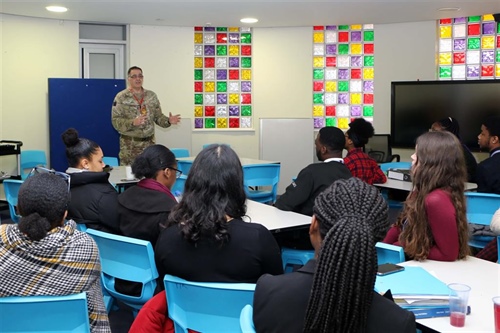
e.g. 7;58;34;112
171;175;187;197
379;161;411;173
364;134;400;163
242;164;281;204
20;150;47;180
0;292;90;332
164;274;256;333
281;247;315;273
171;148;190;158
85;229;158;314
240;304;256;333
75;223;88;232
375;242;405;265
465;192;500;249
102;156;119;167
2;179;23;223
202;143;230;149
177;160;193;176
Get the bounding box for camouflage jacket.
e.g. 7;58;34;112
111;88;171;138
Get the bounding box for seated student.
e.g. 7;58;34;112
476;115;500;194
344;118;387;185
0;172;110;333
275;126;352;216
62;128;120;234
118;144;178;247
253;178;416;333
430;116;477;183
383;131;469;261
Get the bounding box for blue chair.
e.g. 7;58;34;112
177;160;193;176
164;274;256;333
171;148;190;158
240;304;256;333
466;192;500;249
171;175;187;197
242;164;281;204
2;179;23;223
20;150;47;180
375;242;405;265
102;156;119;167
379;161;411;173
281;247;315;273
75;223;88;232
496;236;500;264
86;229;158;315
0;292;90;332
202;143;230;149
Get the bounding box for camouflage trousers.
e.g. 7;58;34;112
119;135;155;166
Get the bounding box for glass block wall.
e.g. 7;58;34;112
438;14;500;79
194;27;253;129
312;25;375;130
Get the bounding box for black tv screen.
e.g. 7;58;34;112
391;80;500;151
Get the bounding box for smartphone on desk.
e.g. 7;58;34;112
377;263;405;276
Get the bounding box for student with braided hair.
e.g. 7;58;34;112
253;178;415;333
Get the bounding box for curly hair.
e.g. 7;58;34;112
395;131;469;260
434;117;461;139
132;144;176;179
347;118;375;148
303;178;390;333
61;128;100;168
167;145;246;245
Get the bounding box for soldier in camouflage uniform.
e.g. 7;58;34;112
111;66;181;165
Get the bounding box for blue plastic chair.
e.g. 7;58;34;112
177;160;193;176
465;192;500;249
164;274;256;333
379;161;411;173
2;179;23;223
171;148;190;158
281;247;315;273
86;229;158;314
375;242;405;265
102;156;119;167
240;304;256;333
171;175;187;197
20;150;47;180
0;292;90;332
202;143;230;149
242;164;281;204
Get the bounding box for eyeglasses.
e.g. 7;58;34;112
168;167;183;179
28;167;71;193
128;74;144;79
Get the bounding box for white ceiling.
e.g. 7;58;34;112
1;0;500;28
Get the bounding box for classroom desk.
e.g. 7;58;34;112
244;199;311;232
375;178;478;192
401;257;500;333
177;156;280;166
108;166;138;187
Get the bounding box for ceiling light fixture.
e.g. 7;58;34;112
46;6;68;13
240;18;259;24
437;7;460;12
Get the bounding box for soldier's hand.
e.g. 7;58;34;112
169;112;181;125
133;115;147;126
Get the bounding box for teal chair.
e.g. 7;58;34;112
202;143;230;149
379;161;411;173
242;164;281;204
177;160;193;176
240;304;256;333
102;156;119;167
281;247;315;273
171;148;190;158
0;292;90;332
20;150;47;180
375;242;405;265
466;192;500;249
171;175;187;197
2;179;23;223
164;274;255;333
86;229;158;315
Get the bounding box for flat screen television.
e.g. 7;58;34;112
391;80;500;151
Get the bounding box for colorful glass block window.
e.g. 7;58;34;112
312;25;375;129
438;14;500;80
194;26;252;129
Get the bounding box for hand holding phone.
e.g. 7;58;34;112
377;263;405;276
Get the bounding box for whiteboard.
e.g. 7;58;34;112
260;118;314;194
155;118;192;154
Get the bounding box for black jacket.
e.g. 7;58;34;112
462;144;478;183
476;148;500;194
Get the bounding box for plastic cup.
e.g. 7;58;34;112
493;296;500;333
448;283;471;327
125;165;135;180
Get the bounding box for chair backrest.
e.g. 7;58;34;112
364;135;400;163
202;143;230;149
0;292;90;332
164;274;256;333
465;192;500;226
171;148;190;158
85;229;158;310
171;175;187;196
20;150;47;179
177;160;193;176
379;161;412;173
2;179;24;223
240;304;256;333
102;156;119;167
375;242;405;265
242;164;281;203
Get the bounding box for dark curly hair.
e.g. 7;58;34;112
61;128;100;168
132;144;176;179
434;116;461;139
346;118;375;148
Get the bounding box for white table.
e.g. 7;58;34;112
108;166;137;186
401;257;500;333
177;156;279;166
244;199;311;232
375;178;478;192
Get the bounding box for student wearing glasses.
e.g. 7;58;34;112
62;128;120;234
111;66;181;166
118;144;179;247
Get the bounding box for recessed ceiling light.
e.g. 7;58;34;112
240;18;259;24
437;7;460;12
46;6;68;13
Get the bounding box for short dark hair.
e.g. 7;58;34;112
318;126;345;153
61;128;100;168
132;144;176;179
435;116;461;139
346;118;375;147
167;145;246;245
483;116;500;138
127;66;143;75
17;173;70;241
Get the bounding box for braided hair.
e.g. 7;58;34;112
303;178;390;333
